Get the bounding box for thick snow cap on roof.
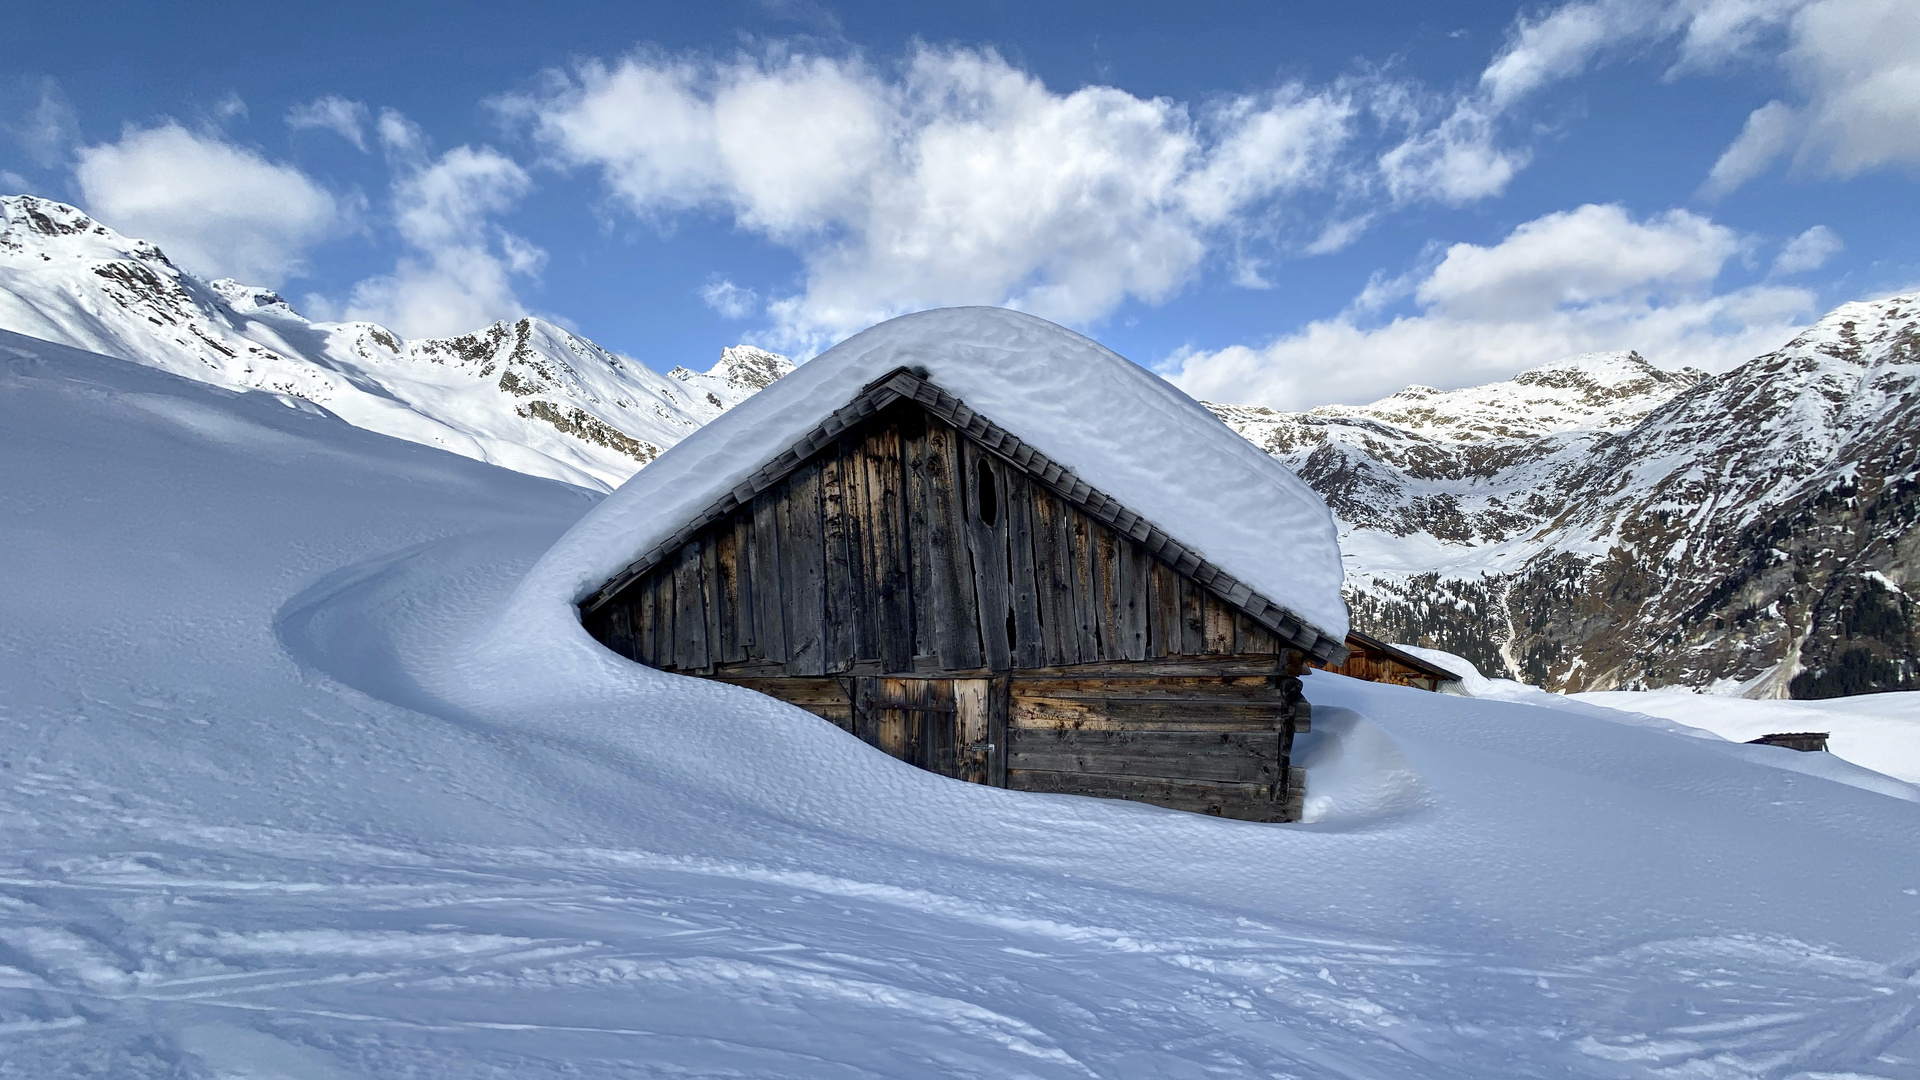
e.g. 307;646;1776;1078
530;307;1349;643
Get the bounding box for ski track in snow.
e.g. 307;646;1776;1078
4;331;1920;1077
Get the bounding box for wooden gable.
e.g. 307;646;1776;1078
580;367;1347;676
582;403;1332;679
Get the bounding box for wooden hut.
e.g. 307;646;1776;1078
1314;630;1462;691
579;355;1349;823
1745;732;1829;753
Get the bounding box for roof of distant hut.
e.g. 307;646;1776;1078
530;307;1350;654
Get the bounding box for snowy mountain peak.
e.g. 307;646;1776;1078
0;193;789;491
1322;351;1707;443
207;277;302;320
667;344;796;410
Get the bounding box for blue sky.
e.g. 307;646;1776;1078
5;0;1917;408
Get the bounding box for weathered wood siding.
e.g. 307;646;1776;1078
584;403;1284;678
716;662;1304;821
583;398;1312;823
1007;661;1306;822
1314;634;1453;691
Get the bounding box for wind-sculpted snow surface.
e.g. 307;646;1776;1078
535;305;1351;642
5;330;1920;1077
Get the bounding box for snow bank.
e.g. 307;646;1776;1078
521;306;1349;643
1402;643;1920;801
1578;687;1920;785
10;329;1920;1077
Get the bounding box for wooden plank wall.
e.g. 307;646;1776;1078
585;403;1285;678
1314;639;1445;691
1006;665;1303;822
716;667;1302;821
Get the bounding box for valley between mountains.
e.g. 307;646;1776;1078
4;193;1914;698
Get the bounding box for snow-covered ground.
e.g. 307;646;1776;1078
1577;689;1920;785
6;329;1920;1078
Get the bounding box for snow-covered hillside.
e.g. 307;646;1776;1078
5;328;1920;1077
0;194;792;490
1215;304;1920;698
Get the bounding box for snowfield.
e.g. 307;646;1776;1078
6;329;1920;1078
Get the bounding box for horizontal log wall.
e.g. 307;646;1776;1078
1007;661;1304;822
584;402;1285;678
716;659;1306;822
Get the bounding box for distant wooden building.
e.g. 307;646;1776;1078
580;365;1348;822
1314;630;1462;691
1746;731;1830;752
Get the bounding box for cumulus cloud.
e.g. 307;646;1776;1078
1770;223;1842;274
1377;103;1527;205
73;123;349;286
287;95;371;151
1165;204;1813;410
505;46;1355;351
344;134;541;338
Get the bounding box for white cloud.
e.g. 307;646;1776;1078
287;95;371;151
73;123;348;286
506;46;1355;352
701;278;759;319
1377;103;1528;205
1703;99;1800;193
1674;0;1920;193
1480;0;1654;110
1770;223;1842;274
1779;0;1920;176
1667;0;1802;70
376;108;428;159
1417;205;1738;317
1458;0;1920;196
5;76;80;168
344;141;541;338
1303;214;1375;256
212;93;248;122
1166;204;1812;410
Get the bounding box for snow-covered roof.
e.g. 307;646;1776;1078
533;307;1349;647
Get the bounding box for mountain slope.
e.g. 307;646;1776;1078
1215;301;1920;698
0;194;792;490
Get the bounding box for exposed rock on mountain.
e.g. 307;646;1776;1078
0;195;793;490
1214;304;1920;699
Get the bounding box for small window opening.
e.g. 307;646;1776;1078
975;461;999;526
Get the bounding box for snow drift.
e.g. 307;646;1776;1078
5;328;1920;1077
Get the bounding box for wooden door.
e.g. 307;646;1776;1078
851;677;1000;784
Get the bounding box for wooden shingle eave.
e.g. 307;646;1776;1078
580;366;1351;665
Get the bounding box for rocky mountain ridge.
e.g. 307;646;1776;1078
1211;303;1920;699
0;194;792;490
